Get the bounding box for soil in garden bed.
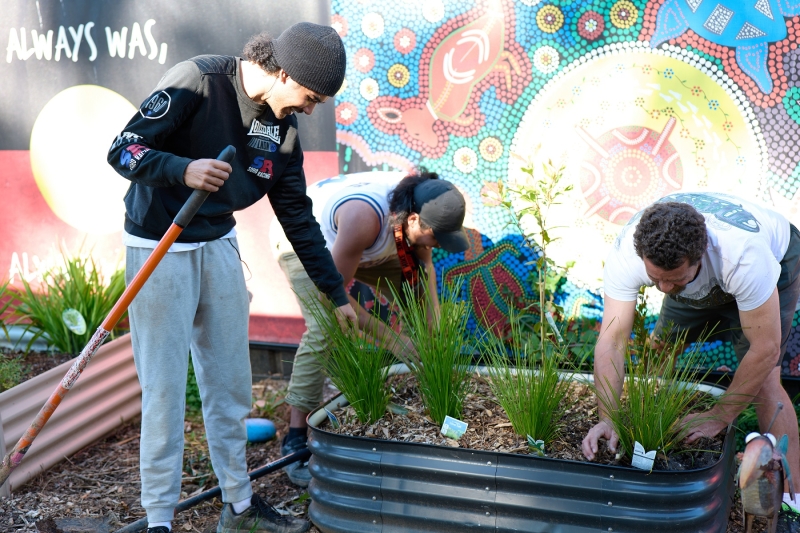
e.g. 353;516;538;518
1;349;75;387
326;373;724;471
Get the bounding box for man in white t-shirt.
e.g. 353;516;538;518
581;192;800;508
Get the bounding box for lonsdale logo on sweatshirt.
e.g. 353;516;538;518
247;119;281;143
247;156;273;179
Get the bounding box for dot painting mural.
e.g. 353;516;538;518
331;0;800;375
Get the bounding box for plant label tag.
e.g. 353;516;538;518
527;435;546;456
632;441;656;471
441;416;468;440
324;408;341;429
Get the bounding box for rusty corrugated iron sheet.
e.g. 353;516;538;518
307;373;736;533
0;334;140;492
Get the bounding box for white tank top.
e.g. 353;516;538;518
271;171;405;268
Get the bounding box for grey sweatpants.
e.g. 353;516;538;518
126;238;253;523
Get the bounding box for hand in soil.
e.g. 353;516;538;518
682;411;729;444
581;419;619;460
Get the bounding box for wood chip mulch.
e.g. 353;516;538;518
329;373;724;471
2;378;323;533
0;374;768;533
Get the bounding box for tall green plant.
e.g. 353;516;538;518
595;295;719;459
303;293;396;425
498;155;575;356
0;279;13;342
482;305;575;451
12;252;125;354
391;276;474;426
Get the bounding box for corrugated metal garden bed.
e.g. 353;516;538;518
307;369;736;533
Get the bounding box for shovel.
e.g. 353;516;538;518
0;145;236;488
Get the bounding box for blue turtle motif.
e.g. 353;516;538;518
650;0;800;93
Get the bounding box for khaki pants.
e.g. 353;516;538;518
278;251;404;413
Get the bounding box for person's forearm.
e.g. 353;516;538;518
713;346;779;424
594;340;625;420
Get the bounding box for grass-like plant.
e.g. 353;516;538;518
0;279;13;342
391;275;474;426
481;305;575;452
11;252;125;354
595;295;719;459
302;293;396;425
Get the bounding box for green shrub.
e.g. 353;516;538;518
482;306;575;452
11;252;125;354
303;290;396;425
595;295;719;459
391;276;474;426
186;354;202;414
0;354;22;392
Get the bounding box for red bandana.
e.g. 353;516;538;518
393;224;419;286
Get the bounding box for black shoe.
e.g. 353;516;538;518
216;493;310;533
778;503;800;533
146;528;170;533
281;435;311;488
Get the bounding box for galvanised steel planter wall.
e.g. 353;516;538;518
0;334;140;494
307;372;736;533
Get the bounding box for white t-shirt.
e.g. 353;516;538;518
272;171;405;268
604;192;790;311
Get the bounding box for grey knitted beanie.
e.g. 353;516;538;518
273;22;346;97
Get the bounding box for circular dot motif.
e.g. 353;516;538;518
533;45;560;74
336;102;358;126
394;28;416;55
354;48;375;73
536;5;565;34
510;44;764;292
423;0;445;23
387;63;411;88
359;78;379;101
479;137;503;162
580;124;683;224
454;146;478;174
610;0;638;29
577;11;605;41
331;15;348;37
361;13;384;39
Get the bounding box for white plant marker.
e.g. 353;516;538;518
441;416;468;440
62;308;87;335
632;441;656;471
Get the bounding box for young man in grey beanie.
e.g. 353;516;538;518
107;22;354;533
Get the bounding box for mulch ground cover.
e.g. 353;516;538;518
0;369;766;533
329;374;724;471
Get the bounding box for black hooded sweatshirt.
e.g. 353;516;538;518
107;54;347;306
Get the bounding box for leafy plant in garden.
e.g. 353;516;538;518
303;291;397;425
11;251;125;354
186;355;202;414
391;275;474;426
482;305;575;452
595;294;719;460
496;154;598;358
0;354;22;392
0;279;13;343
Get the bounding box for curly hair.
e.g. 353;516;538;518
633;201;707;269
388;171;438;228
242;33;281;74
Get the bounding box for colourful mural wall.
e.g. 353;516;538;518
330;0;800;375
